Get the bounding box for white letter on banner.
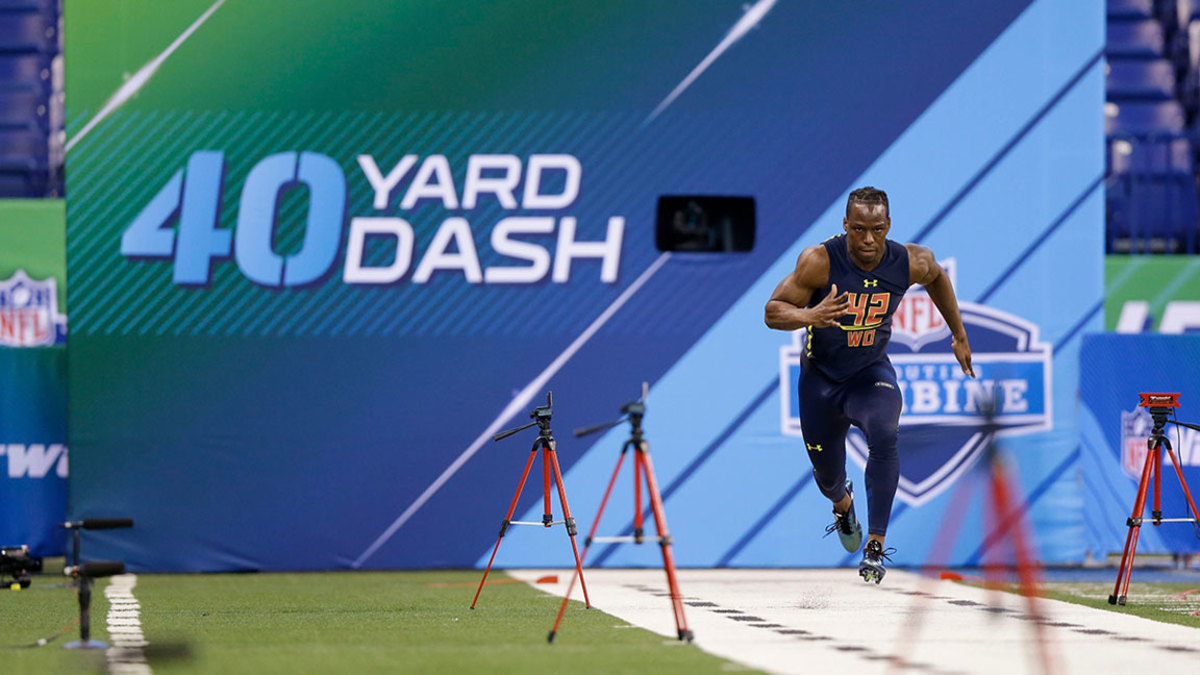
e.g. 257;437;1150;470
401;155;459;209
522;154;581;209
343;217;415;284
1160;301;1200;333
413;218;483;283
6;444;63;479
463;155;521;209
1000;379;1029;413
553;217;623;283
485;217;554;283
357;155;418;210
910;381;940;414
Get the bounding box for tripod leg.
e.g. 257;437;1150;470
1111;438;1155;605
472;447;540;609
639;443;692;641
550;445;630;643
990;456;1058;675
543;444;554;526
1162;438;1200;530
1153;442;1163;525
634;452;644;544
891;463;978;671
546;441;591;608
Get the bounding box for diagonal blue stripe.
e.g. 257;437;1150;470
716;473;813;567
911;49;1104;245
964;446;1081;565
976;175;1104;303
590;378;777;567
1053;300;1103;353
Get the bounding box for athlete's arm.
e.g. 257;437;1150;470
907;243;975;377
764;245;850;331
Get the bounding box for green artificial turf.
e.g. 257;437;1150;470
1040;580;1200;629
2;566;754;674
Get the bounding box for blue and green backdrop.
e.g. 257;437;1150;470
66;0;1105;571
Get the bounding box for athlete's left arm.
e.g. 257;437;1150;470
906;243;975;378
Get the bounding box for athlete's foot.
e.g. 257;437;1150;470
823;480;862;553
858;539;894;584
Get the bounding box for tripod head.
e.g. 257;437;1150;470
493;392;555;442
1139;392;1181;441
575;382;648;440
1137;392;1200;438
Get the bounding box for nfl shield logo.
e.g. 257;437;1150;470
1120;408;1151;480
0;270;67;347
780;259;1052;506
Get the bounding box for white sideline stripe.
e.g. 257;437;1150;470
105;574;151;674
65;0;226;154
645;0;778;124
351;252;672;567
511;568;1200;675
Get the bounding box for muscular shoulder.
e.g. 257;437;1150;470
904;243;940;286
793;244;830;288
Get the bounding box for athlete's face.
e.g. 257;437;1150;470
843;202;890;268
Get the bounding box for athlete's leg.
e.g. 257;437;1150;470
843;362;903;538
797;365;851;504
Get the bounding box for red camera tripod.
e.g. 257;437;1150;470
1110;393;1200;606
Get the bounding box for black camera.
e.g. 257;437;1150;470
1;545;43;589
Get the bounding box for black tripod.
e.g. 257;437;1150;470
1110;393;1200;606
60;518;133;650
471;392;591;611
549;384;691;643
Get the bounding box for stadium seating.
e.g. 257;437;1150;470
1106;0;1200;253
1107;59;1178;99
0;0;60;197
1107;20;1167;59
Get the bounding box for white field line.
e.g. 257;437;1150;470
104;574;151;674
66;0;226;154
510;568;1200;674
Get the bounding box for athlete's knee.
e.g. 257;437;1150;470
811;467;847;500
866;423;899;454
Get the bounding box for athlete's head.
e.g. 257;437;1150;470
843;186;890;268
845;186;888;218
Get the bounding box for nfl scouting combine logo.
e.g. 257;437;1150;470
0;270;66;347
780;261;1053;506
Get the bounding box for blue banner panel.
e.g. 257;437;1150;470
0;347;67;556
66;0;1101;571
1080;334;1200;556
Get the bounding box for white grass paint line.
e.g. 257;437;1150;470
65;0;226;154
104;574;151;674
511;568;1200;674
645;0;778;124
352;252;673;567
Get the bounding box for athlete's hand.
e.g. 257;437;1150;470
953;334;975;378
807;283;850;328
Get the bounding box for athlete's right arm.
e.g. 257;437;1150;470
763;245;849;331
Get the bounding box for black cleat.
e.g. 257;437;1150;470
858;539;895;584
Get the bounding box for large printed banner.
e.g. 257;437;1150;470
1080;335;1200;556
1105;256;1200;333
0;199;67;555
66;1;1103;570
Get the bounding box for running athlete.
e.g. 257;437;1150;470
763;187;974;583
